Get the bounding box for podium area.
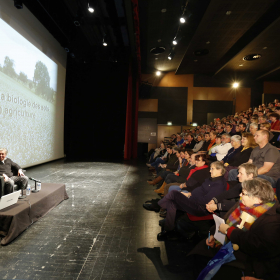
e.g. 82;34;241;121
0;159;197;280
0;183;68;245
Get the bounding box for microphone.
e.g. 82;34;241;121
29;177;41;183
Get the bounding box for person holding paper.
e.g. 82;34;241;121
191;178;280;280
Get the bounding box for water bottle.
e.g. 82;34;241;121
37;182;41;191
26;185;31;196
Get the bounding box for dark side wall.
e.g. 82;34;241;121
64;59;128;160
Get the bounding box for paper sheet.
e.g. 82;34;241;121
213;214;226;244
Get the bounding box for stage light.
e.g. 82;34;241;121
156;71;161;76
14;0;23;9
167;122;172;126
192;123;197;126
233;82;239;88
88;3;94;13
180;17;186;23
103;37;107;46
172;40;177;45
168;52;174;60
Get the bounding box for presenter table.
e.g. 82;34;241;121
0;183;68;245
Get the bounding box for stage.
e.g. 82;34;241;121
0;159;195;280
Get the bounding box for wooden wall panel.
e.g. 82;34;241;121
157;125;181;146
138;99;158;112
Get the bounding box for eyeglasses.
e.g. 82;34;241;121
241;191;250;196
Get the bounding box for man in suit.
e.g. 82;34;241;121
0;148;28;194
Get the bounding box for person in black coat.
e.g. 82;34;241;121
190;178;280;280
157;161;227;237
0;148;28;194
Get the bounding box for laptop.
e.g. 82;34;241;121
0;191;21;210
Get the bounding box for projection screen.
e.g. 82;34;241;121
0;2;66;168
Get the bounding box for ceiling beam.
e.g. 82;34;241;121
256;66;280;80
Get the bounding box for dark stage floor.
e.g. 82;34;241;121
0;159;197;280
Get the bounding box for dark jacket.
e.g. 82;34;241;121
182;166;211;192
189;176;227;206
225;147;253;167
199;140;211;152
184;139;196;149
0;158;21;178
191;201;280;280
166;153;179;171
177;164;196;183
222;146;243;164
213;181;241;212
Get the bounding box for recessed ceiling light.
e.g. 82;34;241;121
172;40;177;45
243;54;262;61
206;41;210;44
226;11;231;15
156;71;161;76
233;82;239;88
263;47;267;49
161;8;167;13
180;17;186;23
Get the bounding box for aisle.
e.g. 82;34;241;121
0;159;195;280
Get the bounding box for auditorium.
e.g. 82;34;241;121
0;0;280;279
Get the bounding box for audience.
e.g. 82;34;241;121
210;134;232;161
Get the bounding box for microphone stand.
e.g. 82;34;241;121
18;188;26;199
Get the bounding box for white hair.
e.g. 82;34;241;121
231;135;241;144
0;148;8;155
250;123;258;129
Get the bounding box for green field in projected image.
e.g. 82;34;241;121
0;70;55;167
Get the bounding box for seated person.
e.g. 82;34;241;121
147;147;183;186
206;163;258;217
166;153;210;194
183;134;196;149
0;148;28;194
228;130;280;188
156;161;227;239
208;135;222;155
192;134;204;152
249;123;258;135
199;132;211;152
191;178;279;280
147;142;166;163
152;149;195;193
259;122;274;142
209;133;232;161
176;133;184;147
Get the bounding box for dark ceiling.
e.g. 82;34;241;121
139;0;280;81
22;0;132;64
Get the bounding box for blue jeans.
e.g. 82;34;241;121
151;158;166;174
228;169;276;188
168;185;188;193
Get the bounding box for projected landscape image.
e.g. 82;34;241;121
0;18;59;167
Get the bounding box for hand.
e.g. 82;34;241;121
180;183;186;189
206;235;215;248
3;174;8;182
219;223;230;234
174;171;178;175
182;192;191;198
206;200;217;213
179;157;182;163
18;169;25;177
162;164;167;168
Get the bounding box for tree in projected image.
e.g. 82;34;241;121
18;71;28;84
3;56;17;78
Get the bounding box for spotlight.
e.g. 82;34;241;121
14;0;23;9
103;36;108;46
233;82;239;88
88;3;94;13
172;40;177;45
180;17;186;23
168;52;174;60
167;122;172;126
156;71;161;76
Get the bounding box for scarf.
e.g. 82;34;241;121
226;199;276;231
186;165;208;181
207;139;216;151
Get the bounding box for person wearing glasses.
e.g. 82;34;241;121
191;177;280;280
